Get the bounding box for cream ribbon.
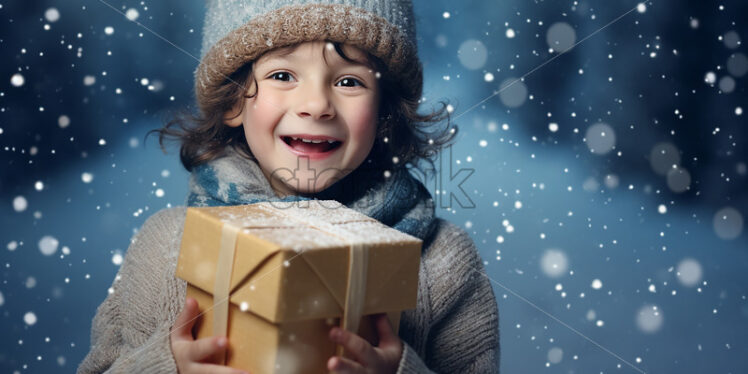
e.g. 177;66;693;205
213;223;239;365
211;203;369;363
336;241;368;358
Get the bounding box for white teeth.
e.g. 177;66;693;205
287;136;336;144
290;136;337;144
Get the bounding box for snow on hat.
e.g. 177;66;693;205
195;0;423;115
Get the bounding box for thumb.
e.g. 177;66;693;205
373;313;398;347
172;297;200;340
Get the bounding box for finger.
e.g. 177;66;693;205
373;313;398;347
191;362;250;374
327;355;365;374
188;336;228;362
171;297;200;340
329;327;376;366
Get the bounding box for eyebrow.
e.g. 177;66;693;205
262;45;371;68
267;45;300;59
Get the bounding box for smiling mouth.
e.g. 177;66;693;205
281;136;343;153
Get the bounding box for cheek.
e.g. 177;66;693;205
245;94;283;133
346;99;378;145
243;93;286;152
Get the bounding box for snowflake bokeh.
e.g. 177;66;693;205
1;1;746;373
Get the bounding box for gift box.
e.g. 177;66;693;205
175;200;422;374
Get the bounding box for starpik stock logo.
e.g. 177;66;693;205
265;144;475;211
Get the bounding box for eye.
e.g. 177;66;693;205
336;77;365;88
269;71;295;82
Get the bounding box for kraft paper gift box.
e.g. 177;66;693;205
175;200;422;374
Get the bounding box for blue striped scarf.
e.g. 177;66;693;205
185;146;437;242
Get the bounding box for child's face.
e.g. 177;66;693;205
224;41;380;196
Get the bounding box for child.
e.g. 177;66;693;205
77;0;500;373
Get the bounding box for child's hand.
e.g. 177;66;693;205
169;297;249;374
327;313;404;374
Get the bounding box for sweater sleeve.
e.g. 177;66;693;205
396;221;500;373
77;208;185;374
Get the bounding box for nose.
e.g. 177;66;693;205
295;79;335;121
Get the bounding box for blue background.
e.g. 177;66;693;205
1;1;746;373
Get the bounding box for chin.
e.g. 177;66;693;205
298;179;335;194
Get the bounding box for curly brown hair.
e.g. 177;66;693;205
147;40;458;178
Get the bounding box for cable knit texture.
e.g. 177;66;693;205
77;207;500;373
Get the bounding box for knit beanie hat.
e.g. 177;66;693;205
195;0;423;116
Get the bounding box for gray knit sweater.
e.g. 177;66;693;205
77;206;500;373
